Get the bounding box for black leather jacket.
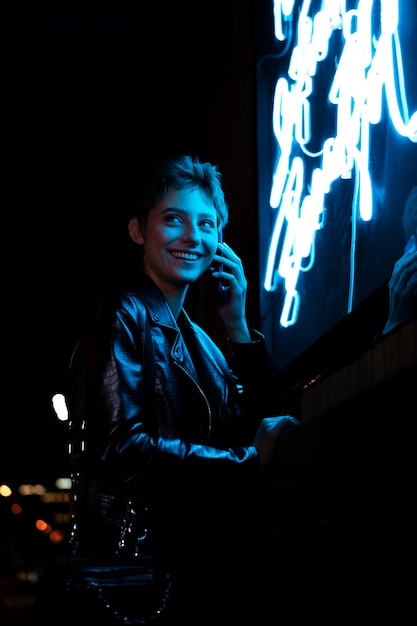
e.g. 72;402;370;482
68;273;276;558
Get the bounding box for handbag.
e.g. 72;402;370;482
41;492;172;625
33;303;171;625
38;552;171;626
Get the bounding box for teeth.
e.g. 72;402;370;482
172;251;199;260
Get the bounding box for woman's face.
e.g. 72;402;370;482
137;186;219;293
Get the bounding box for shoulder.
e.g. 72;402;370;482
93;279;180;340
91;276;161;319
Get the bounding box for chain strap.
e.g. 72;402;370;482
116;500;148;557
92;574;172;625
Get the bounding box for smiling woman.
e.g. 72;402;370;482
127;187;219;317
32;153;300;625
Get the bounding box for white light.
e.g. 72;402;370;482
51;393;68;422
273;0;296;41
55;477;72;490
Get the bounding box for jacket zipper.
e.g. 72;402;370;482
173;360;212;441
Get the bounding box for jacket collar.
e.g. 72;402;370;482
130;273;193;332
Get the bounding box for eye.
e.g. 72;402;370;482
164;213;182;224
200;219;216;230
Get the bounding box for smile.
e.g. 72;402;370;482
171;251;201;261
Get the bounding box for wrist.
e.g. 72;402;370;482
226;324;251;343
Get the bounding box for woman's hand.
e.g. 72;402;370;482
211;241;251;343
252;415;300;471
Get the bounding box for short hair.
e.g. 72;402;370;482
133;154;229;230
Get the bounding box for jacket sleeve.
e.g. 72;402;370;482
227;329;282;425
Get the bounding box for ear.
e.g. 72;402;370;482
128;217;145;245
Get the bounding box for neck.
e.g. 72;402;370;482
165;292;186;320
143;271;188;320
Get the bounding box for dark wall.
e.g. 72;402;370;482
257;319;416;625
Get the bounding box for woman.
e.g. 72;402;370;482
65;154;298;624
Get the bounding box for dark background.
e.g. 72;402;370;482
4;5;417;625
8;1;260;485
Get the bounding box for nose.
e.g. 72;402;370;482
181;222;201;244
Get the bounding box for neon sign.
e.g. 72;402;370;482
264;0;417;328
